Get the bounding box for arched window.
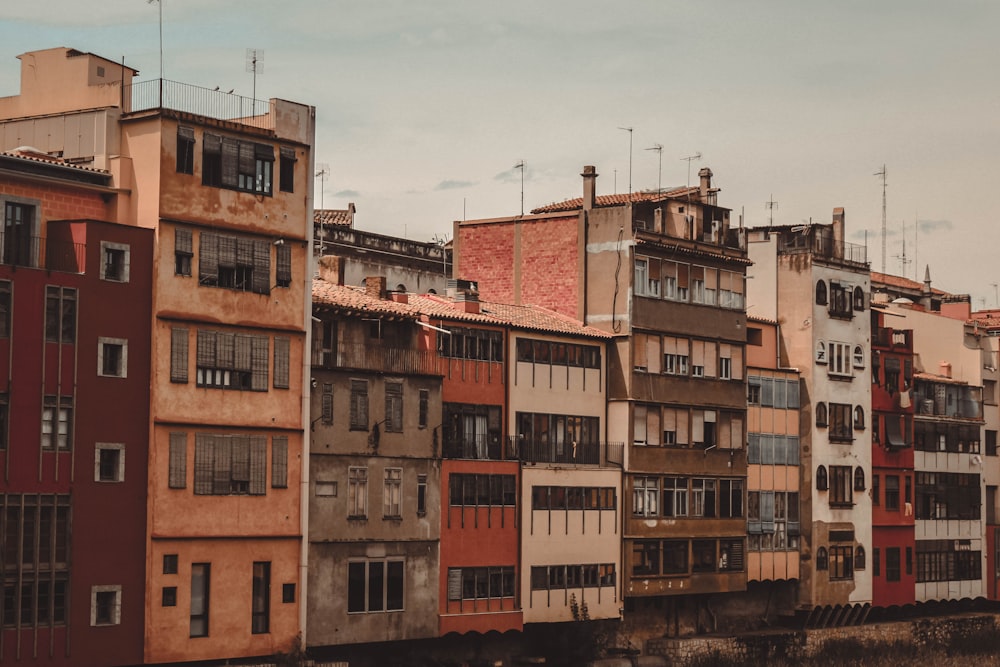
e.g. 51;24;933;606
816;402;828;427
854;467;866;491
816;280;828;305
396;283;407;293
817;465;828;491
853;345;865;368
817;547;829;570
855;546;866;570
854;406;865;429
853;286;865;311
816;341;827;364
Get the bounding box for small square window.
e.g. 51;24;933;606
94;443;125;482
100;242;130;283
282;583;295;603
163;554;179;575
98;337;128;378
162;586;177;607
90;585;122;626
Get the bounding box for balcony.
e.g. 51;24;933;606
0;233;85;273
779;230;868;268
123;79;275;131
509;436;624;467
874;327;913;350
442;435;509;461
313;342;439;376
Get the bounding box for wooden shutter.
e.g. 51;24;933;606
169;432;187;489
193;434;213;495
251;336;269;391
199;233;219;283
170;328;189;383
231;435;250;487
203;133;222;154
271;436;288;488
216;332;235;370
252;240;270;294
273;337;290;389
175;228;193;255
221;137;239;187
249;436;267;495
237;238;254;266
218;235;237;268
197;330;217;368
212;436;233;494
276;244;291;285
233;334;252;371
238;141;255;177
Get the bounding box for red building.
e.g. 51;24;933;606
0;150;152;664
869;307;916;609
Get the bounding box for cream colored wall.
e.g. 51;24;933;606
520;467;621;623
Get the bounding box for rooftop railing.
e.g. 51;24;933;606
780;232;868;267
0;234;85;273
123;79;274;131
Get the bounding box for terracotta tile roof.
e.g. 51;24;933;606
971;311;1000;330
871;271;949;296
914;371;969;386
531;186;696;214
1;148;108;174
312;280;610;339
314;208;354;227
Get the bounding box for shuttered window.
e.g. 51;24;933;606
350;380;369;430
275;244;292;287
271;436;288;488
196;329;270;391
194;433;268;496
175;228;193;276
385;382;403;432
198;232;271;294
273;337;290;389
169;432;187;489
171;328;189;383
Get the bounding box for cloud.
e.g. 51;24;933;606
494;164;529;183
434;179;476;190
334;189;360;198
917;218;953;233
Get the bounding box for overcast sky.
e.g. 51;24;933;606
2;1;999;306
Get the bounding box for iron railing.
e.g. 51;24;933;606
442;435;507;461
0;234;85;273
508;436;624;467
781;232;868;267
123;79;274;131
314;342;438;376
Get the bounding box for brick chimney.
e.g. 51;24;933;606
365;276;387;300
831;207;845;260
698;167;713;200
582;165;598;212
940;361;952;378
317;255;344;285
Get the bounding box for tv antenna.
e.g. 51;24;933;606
875;164;887;274
766;195;778;227
618;127;633;197
315;163;329;210
645;144;663;193
894;220;912;276
246;48;264;103
681;152;702;190
513;160;525;215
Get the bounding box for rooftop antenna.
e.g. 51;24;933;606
315;163;329;210
618;127;633;197
513;160;525;215
766;194;778;227
681;152;702;190
894;219;912;277
913;210;919;282
613;169;617;194
645;144;663;193
246;48;263;106
875;164;887;274
993;283;998;309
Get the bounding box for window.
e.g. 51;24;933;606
94;443;125;482
98;337;128;378
163;554;179;575
271;436;288;489
816;547;828;570
252;562;270;634
348;467;368;518
632;541;660;576
453;566;516;599
853;345;865;369
348;560;404;613
449;474;516;508
90;585;121;626
829;282;852;318
169;432;187;489
385;381;403;433
691;479;716;517
815;340;826;364
41;396;73;450
748;378;761;404
417;474;427;516
829;545;854;580
828;342;853;377
988;430;998;456
202;134;274;195
45;287;76;343
853;467;865;492
853;405;865;429
321;384;334;426
662;336;689;375
816;402;828;427
855;546;866;570
175;228;193;276
196;330;269;391
853;286;865;311
816;465;828;491
198;232;271;294
632;477;659;517
171;328;189;383
190;564;210;637
99;242;130;282
273;338;290;389
885;547;901;582
885;475;900;511
350;380;369;430
872;475;880;506
193;434;267;495
279;147;296;193
282;584;295;603
384;468;402;518
816;280;827;305
1;495;70;627
275;243;291;288
829;403;853;441
830;466;853;507
916;540;982;582
3;201;37;267
418;390;429;428
177;126;195;174
162;587;177;607
719;479;743;518
663;477;687;517
0;280;9;338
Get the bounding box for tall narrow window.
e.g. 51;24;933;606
100;242;130;283
385;381;403;432
279;147;296;193
348;467;368;518
417;474;427;516
271;436;288;489
251;562;270;634
98;337;128;378
175;228;193;276
177;126;195;174
169;432;187;489
275;243;292;287
171;328;189;383
384;468;402;518
41;396;73;450
3;202;36;267
190;563;210;637
45;287;76;343
350;380;369;430
202;133;222;187
0;280;9;338
273;337;290;389
418;389;429;429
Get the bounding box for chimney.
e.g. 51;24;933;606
391;292;409;304
939;361;952;378
581;165;598;212
831;207;845;259
317;255;344;286
347;202;356;228
365;276;387;300
698;167;713;200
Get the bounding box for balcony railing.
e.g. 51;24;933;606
314;342;439;376
508;436;624;467
0;234;85;273
123;79;275;131
780;232;868;267
874;327;913;350
442;435;508;461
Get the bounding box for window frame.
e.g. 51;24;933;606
90;585;122;627
97;337;128;379
94;443;125;483
99;241;130;283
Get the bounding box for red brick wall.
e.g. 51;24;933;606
3;177;113;223
458;214;580;318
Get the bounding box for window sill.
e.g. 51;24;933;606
383;515;402;522
347;515;368;521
